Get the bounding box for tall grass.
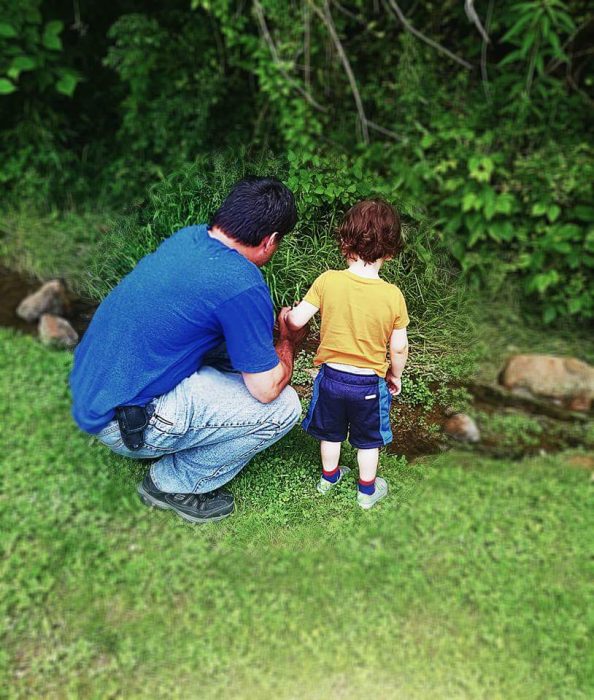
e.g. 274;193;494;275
83;152;473;365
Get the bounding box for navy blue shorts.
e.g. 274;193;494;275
302;365;393;449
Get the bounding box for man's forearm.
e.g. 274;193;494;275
274;337;296;392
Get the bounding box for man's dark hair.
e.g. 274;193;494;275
210;177;298;246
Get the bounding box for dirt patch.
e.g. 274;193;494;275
566;454;594;470
0;266;96;338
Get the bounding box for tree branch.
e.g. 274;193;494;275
384;0;474;70
253;0;327;112
481;0;494;99
303;0;312;93
311;0;370;143
464;0;490;45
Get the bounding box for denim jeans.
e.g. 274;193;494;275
96;364;301;494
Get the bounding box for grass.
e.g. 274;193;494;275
0;207;108;297
1;328;593;699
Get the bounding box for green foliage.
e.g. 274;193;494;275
292;350;315;387
102;11;228;188
498;0;575;104
0;0;592;326
387;113;594;323
401;376;435;410
478;410;545;451
0;1;80;97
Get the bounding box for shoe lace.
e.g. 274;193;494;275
171;490;221;507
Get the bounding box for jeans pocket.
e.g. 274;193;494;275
151;386;190;437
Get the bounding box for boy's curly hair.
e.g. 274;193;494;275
337;199;402;264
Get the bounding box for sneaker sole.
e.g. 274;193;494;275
137;484;234;524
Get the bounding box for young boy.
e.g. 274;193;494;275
285;199;409;509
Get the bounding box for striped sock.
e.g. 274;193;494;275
322;467;341;483
358;478;376;495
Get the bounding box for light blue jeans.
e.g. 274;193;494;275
96;363;301;494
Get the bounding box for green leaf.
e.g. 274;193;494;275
420;133;435;149
501;14;533;43
546;204;561;222
42;20;63;51
12;56;37;71
531;202;548;217
495;194;516;215
543;306;557;323
568;297;582;314
0;78;16;94
574;205;594;222
7;55;37;80
462;192;479;212
499;49;524;67
0;22;18;38
55;72;80;97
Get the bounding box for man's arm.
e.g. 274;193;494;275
242;307;309;404
386;327;409;396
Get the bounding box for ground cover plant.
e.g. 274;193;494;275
1;329;593;698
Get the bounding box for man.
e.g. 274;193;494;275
70;177;308;523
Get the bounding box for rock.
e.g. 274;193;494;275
443;413;480;443
17;280;69;322
38;314;79;349
499;354;594;411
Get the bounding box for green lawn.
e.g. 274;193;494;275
1;328;592;699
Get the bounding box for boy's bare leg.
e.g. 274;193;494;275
317;440;349;493
357;448;379;482
320;440;341;472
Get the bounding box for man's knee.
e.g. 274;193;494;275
275;385;302;429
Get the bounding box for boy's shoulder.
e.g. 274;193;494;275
312;268;343;287
384;281;405;298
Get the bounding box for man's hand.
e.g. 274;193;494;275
386;370;402;397
277;306;309;347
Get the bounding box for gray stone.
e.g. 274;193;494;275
499;354;594;411
38;314;79;349
17;280;69;322
443;413;481;443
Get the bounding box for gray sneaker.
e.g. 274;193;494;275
357;476;388;510
316;466;351;494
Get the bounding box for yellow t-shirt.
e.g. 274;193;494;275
303;269;409;377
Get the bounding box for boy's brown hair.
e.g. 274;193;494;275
337;198;402;264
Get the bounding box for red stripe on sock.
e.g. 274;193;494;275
358;478;375;486
323;467;340;477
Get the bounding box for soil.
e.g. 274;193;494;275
0;266;96;338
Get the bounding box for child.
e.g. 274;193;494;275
285;199;409;509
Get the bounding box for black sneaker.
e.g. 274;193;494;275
137;472;234;523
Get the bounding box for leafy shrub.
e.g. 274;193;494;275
103;11;229;188
84;150;471;377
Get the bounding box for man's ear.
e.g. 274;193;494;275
264;232;280;250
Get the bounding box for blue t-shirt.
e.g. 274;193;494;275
70;225;279;433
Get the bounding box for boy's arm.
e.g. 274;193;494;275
386;328;409;396
285;300;319;331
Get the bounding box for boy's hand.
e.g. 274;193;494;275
386;370;401;396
